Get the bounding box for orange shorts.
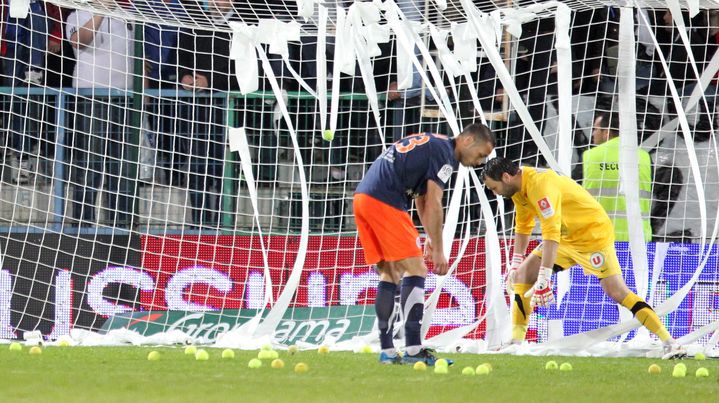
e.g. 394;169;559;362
353;193;422;265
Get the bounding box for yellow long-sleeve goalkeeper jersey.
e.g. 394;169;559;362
512;167;615;251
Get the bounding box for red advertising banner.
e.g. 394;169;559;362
140;235;498;338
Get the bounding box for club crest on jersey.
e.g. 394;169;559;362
589;252;605;268
437;164;453;183
537;197;554;218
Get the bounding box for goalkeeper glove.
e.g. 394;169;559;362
505;253;524;295
524;266;555;307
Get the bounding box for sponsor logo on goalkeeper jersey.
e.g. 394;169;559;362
589;252;605;268
537;197;554;218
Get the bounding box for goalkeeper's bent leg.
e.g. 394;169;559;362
512;283;533;342
376;281;398;354
620;292;671;342
401;276;425;356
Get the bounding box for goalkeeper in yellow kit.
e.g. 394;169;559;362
481;157;686;359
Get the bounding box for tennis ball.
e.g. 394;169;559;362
268;350;279;359
695;352;707;361
696;367;709;377
476;365;490;375
294;362;309;373
56;335;72;347
360;345;373;354
29;346;42;355
184;345;197;355
258;350;274;360
413;361;427;371
434;365;448;374
461;366;475;376
545;360;558;370
318;345;330;354
435;358;449;368
9;342;22;351
195;349;209;361
271;358;285;369
147;351;160;361
559;362;573;372
248;358;262;369
672;363;687;378
288;345;299;355
480;362;493;372
322;129;334;142
648;364;662;374
221;349;235;359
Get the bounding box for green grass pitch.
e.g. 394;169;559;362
1;346;718;402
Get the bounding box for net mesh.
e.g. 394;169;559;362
0;0;718;354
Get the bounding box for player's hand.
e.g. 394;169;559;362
505;253;524;296
524;266;555;307
431;248;448;276
423;238;432;259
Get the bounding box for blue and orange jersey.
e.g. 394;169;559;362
355;133;459;211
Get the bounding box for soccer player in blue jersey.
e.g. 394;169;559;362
354;123;495;365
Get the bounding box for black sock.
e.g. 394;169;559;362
375;281;398;351
401;276;425;353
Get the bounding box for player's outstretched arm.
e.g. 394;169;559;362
418;181;448;275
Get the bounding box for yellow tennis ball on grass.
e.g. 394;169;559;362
545;360;558;370
413;361;427;371
258;350;274;360
271;359;285;369
288;345;299;355
647;364;661;374
435;358;449;368
9;342;22;352
559;362;573;371
221;349;235;359
318;345;330;355
360;345;373;354
696;367;709;377
184;345;197;355
476;364;490;375
195;349;209;361
29;346;42;355
147;351;160;361
294;362;309;373
695;352;707;361
248;358;263;368
461;367;475;376
434;365;448;374
672;363;687;378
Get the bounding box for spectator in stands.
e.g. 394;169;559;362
657;9;718;111
66;5;136;227
176;0;239;228
2;1;63;184
582;111;652;242
506;19;557;165
143;0;185;185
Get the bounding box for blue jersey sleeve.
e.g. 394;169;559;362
355;133;458;211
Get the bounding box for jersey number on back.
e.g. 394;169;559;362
395;133;447;154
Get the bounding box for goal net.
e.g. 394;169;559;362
1;0;718;355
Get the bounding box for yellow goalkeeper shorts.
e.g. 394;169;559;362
530;242;621;279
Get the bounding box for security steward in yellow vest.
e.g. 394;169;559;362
582;111;652;241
